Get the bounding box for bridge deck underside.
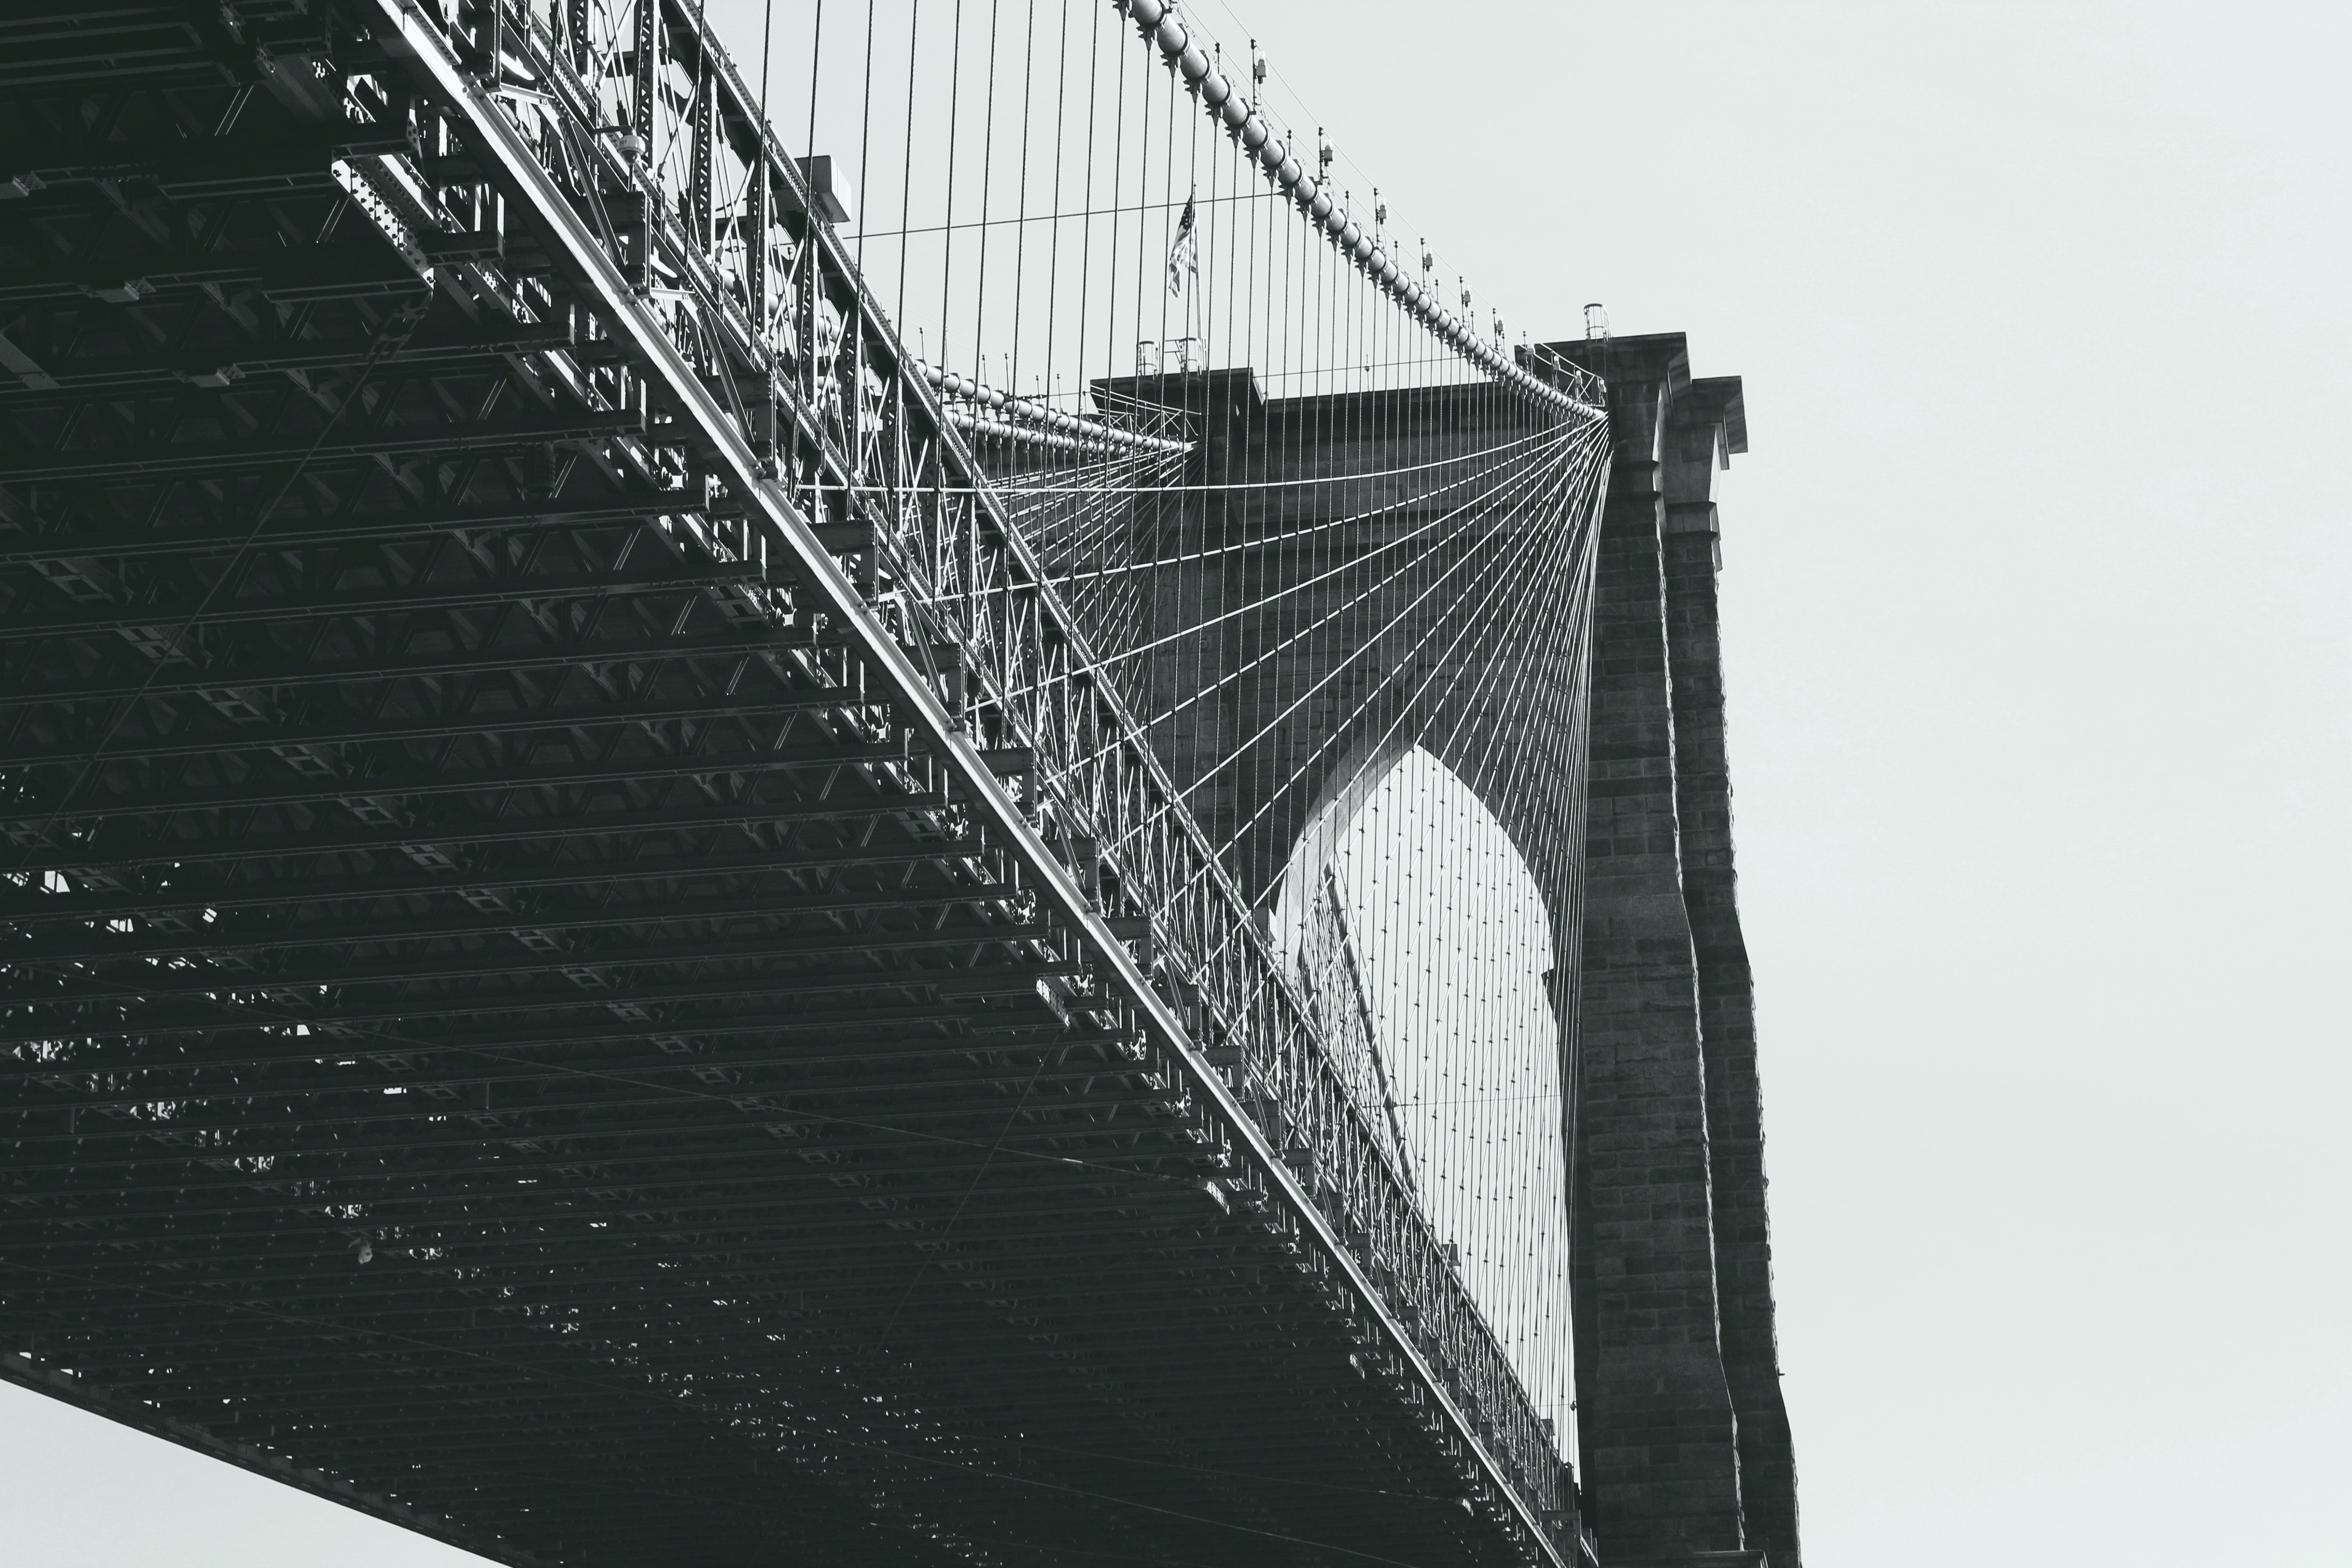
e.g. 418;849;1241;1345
0;8;1544;1568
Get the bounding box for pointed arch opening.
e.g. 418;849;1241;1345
1271;745;1577;1461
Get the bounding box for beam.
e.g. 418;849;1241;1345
0;561;759;644
0;686;905;769
0;739;917;825
0;410;640;483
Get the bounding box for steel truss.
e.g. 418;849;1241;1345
0;3;1602;1565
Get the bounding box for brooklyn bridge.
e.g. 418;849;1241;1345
0;2;1795;1565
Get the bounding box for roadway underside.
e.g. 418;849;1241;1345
0;6;1545;1568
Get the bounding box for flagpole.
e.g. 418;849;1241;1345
1186;188;1200;369
1186;257;1197;369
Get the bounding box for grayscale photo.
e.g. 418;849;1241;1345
0;3;2341;1566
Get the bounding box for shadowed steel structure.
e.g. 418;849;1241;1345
0;3;1796;1567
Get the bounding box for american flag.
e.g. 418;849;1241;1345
1166;193;1198;297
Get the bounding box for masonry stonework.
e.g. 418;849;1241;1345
1557;333;1797;1568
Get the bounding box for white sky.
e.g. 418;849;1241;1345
8;3;2347;1564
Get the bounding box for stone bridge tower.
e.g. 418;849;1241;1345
1073;332;1798;1568
1556;333;1798;1568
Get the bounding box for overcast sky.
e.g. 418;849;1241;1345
7;3;2346;1565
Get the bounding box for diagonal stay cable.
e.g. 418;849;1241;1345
1185;426;1591;915
1165;428;1581;811
1086;431;1573;680
1056;419;1576;801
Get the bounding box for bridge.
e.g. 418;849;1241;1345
0;3;1795;1566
